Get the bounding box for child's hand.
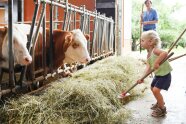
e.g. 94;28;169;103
137;79;144;84
154;63;160;70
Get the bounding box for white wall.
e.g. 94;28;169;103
122;0;132;55
123;0;132;40
115;0;132;56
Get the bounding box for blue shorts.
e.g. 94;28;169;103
151;73;171;90
143;28;156;31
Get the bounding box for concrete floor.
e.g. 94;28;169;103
125;54;186;124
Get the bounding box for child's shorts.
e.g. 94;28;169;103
151;73;171;90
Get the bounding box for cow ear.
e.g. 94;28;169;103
64;34;73;50
65;34;73;43
84;34;90;41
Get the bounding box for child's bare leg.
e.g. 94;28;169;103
152;87;165;109
151;87;157;103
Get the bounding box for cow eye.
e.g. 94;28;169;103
72;43;80;49
18;50;23;54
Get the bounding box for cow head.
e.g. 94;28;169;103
63;29;91;64
1;26;32;68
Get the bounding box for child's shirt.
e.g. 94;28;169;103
147;52;172;76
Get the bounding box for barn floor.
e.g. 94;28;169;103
124;52;186;124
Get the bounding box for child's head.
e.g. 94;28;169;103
141;30;161;49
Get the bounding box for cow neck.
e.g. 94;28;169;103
0;28;6;62
53;30;71;69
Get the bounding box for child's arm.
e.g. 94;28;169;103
153;48;168;70
137;62;151;84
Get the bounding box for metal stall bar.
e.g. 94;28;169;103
62;0;68;30
105;18;111;55
73;7;76;29
86;14;90;54
66;4;72;31
105;20;109;53
69;5;75;30
107;19;114;52
100;14;107;54
80;5;85;32
111;18;115;51
86;15;90;34
30;1;46;82
108;20;112;51
8;0;15;88
42;4;47;79
54;1;58;29
91;11;98;57
49;0;54;73
110;21;115;52
97;13;103;56
83;13;88;34
18;0;40;86
43;0;114;23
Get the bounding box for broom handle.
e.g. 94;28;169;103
125;52;174;94
169;53;186;62
168;28;186;54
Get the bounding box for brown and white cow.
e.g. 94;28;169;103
0;25;32;68
13;24;90;76
40;28;90;71
47;28;91;69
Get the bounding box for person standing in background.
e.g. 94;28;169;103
141;0;158;31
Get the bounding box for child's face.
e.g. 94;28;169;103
141;38;151;49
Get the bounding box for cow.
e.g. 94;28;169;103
46;28;91;69
0;25;32;68
13;24;91;78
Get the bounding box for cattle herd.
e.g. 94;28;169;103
0;24;92;97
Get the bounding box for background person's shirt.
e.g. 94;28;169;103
143;8;158;31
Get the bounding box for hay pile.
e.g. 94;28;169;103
0;56;147;124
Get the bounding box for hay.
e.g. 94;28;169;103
0;56;147;124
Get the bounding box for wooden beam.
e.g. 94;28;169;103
1;0;8;3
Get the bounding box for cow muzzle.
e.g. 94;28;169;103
80;57;91;64
23;56;32;65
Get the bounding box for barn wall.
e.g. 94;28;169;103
115;0;132;55
69;0;95;10
122;0;132;55
96;0;115;20
24;0;96;22
0;7;5;23
0;1;18;23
